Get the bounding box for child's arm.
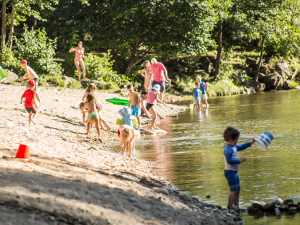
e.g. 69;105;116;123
82;92;87;102
33;98;38;109
224;147;241;164
236;139;255;151
20;67;29;81
140;69;145;77
20;96;24;104
155;95;166;106
128;94;132;108
136;93;141;107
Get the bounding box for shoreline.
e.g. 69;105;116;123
0;84;241;224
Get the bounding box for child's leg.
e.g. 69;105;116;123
197;104;200;111
28;113;32;125
99;121;105;130
156;109;165;120
142;101;151;118
228;190;238;208
31;112;37;125
234;190;240;207
136;115;141;126
86;119;91;135
94;118;100;137
204;100;208;109
148;107;157;131
98;113;111;130
128;135;135;157
82;112;86;124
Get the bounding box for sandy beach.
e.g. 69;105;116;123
0;84;238;224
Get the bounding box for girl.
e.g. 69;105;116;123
119;125;135;157
69;41;86;80
140;84;166;131
140;60;153;91
81;83;96;124
82;93;100;138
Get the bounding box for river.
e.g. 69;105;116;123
133;90;300;224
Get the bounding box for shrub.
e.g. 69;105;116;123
207;79;243;97
0;46;22;74
39;74;66;87
14;27;63;76
68;80;82;89
290;80;299;89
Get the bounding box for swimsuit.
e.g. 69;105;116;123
146;92;157;110
74;49;84;62
88;112;98;121
146;103;153;110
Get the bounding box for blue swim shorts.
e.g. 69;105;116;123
131;105;141;116
224;170;240;191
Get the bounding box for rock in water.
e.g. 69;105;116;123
264;202;275;211
283;80;291;90
289;207;297;212
283;199;294;205
153;187;169;195
179;193;192;202
252;201;266;210
275;198;283;205
275;61;292;79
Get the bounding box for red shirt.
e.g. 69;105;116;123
22;89;36;108
151;62;166;82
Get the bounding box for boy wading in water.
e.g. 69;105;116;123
193;83;201;111
223;127;255;212
82;93;100;138
127;84;141;127
21;80;39;126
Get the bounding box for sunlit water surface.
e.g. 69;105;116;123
116;90;300;224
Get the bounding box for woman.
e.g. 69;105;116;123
140;60;153;91
69;41;86;80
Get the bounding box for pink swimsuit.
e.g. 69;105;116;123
74;49;84;62
147;92;157;104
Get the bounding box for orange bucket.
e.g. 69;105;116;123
15;144;30;160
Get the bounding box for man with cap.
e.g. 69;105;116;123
150;58;170;101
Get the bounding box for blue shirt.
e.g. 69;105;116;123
193;88;200;98
199;82;206;94
223;142;251;171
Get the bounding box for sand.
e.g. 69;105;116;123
0;84;235;224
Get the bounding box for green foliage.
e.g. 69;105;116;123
15;27;63;75
39;74;66;87
84;52;130;85
0;46;22;74
290;80;299;89
68;80;82;89
207;79;242;97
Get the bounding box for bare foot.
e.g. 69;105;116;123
149;127;155;132
159;116;166;119
107;127;111;131
31;120;37;125
85;133;88;135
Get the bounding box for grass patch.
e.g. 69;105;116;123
207;79;243;97
290;80;299;88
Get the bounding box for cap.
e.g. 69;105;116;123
152;84;160;92
27;80;36;87
20;59;27;64
151;58;157;64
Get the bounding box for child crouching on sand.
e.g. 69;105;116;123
223;127;255;212
119;125;135;157
139;84;166;131
82;93;100;138
21;80;40;126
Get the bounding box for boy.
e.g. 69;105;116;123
196;76;208;109
223;127;255;212
127;84;141;126
193;83;201;111
21;80;39;126
20;60;39;92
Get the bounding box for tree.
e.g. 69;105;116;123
1;0;58;51
233;0;300;81
41;0;217;77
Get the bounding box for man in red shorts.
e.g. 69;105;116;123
20;80;39;126
150;58;170;101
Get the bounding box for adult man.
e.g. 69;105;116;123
150;58;170;101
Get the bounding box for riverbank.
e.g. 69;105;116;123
0;84;241;224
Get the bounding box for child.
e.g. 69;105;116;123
223;127;256;212
193;83;201;111
119;124;135;157
127;84;141;126
140;60;153;91
139;84;166;131
140;90;151;118
82;93;100;138
20;80;39;126
196;76;208;109
81;83;97;124
19;60;39;92
118;107;136;128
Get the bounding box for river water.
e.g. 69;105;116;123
131;90;300;224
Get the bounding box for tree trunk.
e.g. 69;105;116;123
8;0;16;50
1;1;7;52
215;20;223;80
255;35;266;82
111;47;120;73
124;42;153;77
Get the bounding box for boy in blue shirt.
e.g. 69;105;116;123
193;83;201;111
196;76;208;109
223;127;255;212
